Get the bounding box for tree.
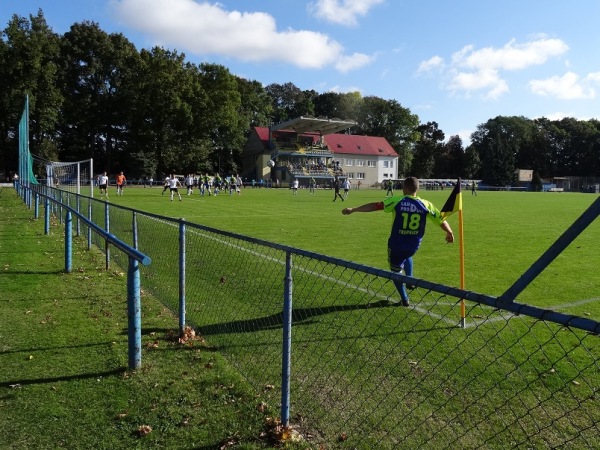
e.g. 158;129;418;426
59;22;140;170
197;63;245;174
410;122;445;178
471;116;532;185
313;91;362;121
127;47;196;178
265;82;314;124
355;96;419;176
313;92;343;119
0;10;63;170
463;144;481;179
441;135;464;178
554;118;600;176
529;118;565;177
235;77;272;129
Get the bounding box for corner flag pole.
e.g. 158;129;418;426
458;207;466;328
440;179;466;328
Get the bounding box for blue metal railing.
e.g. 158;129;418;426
17;182;151;370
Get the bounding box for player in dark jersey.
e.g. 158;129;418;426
342;177;454;306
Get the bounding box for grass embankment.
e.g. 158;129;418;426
0;188;281;449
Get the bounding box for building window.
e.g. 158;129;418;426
383;160;389;168
390;160;394;168
356;160;364;167
345;159;353;166
367;160;376;168
347;173;355;179
356;172;365;179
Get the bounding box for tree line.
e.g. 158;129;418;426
2;10;599;185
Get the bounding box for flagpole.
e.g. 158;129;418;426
439;179;466;328
459;207;466;328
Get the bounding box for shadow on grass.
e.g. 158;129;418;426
196;299;410;337
0;340;124;355
2;269;66;275
0;367;126;388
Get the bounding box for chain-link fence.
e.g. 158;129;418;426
24;185;600;448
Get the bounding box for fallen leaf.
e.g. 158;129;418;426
137;425;152;437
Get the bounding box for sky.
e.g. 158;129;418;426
2;0;600;145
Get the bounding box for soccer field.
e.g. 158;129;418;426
104;185;600;319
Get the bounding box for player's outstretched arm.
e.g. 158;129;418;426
342;202;380;215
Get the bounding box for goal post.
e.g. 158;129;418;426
36;157;95;197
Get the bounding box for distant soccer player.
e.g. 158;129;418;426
116;171;126;196
332;176;344;202
342;178;351;199
98;172;109;199
162;176;170;195
309;176;316;194
168;174;182;201
385;179;394;197
185;174;195;195
342;177;454;306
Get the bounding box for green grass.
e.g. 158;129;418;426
109;185;600;317
2;185;599;449
0;188;278;449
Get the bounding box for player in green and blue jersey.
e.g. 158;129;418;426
342;177;454;306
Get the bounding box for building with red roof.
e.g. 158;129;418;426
241;116;399;188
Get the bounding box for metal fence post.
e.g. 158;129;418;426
281;251;293;427
105;202;110;270
179;218;186;335
87;201;92;250
127;257;142;370
59;191;63;224
44;197;50;235
76;196;81;237
34;192;39;219
132;211;138;250
64;210;72;273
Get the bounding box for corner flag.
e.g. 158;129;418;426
440;179;466;327
441;178;462;220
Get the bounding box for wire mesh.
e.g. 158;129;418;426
34;185;600;449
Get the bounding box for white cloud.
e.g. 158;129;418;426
418;37;569;99
453;37;568;71
417;55;444;74
448;69;509;100
111;0;373;72
586;72;600;82
529;71;598;99
307;0;385;27
335;52;376;72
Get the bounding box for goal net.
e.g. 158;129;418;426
32;155;94;197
